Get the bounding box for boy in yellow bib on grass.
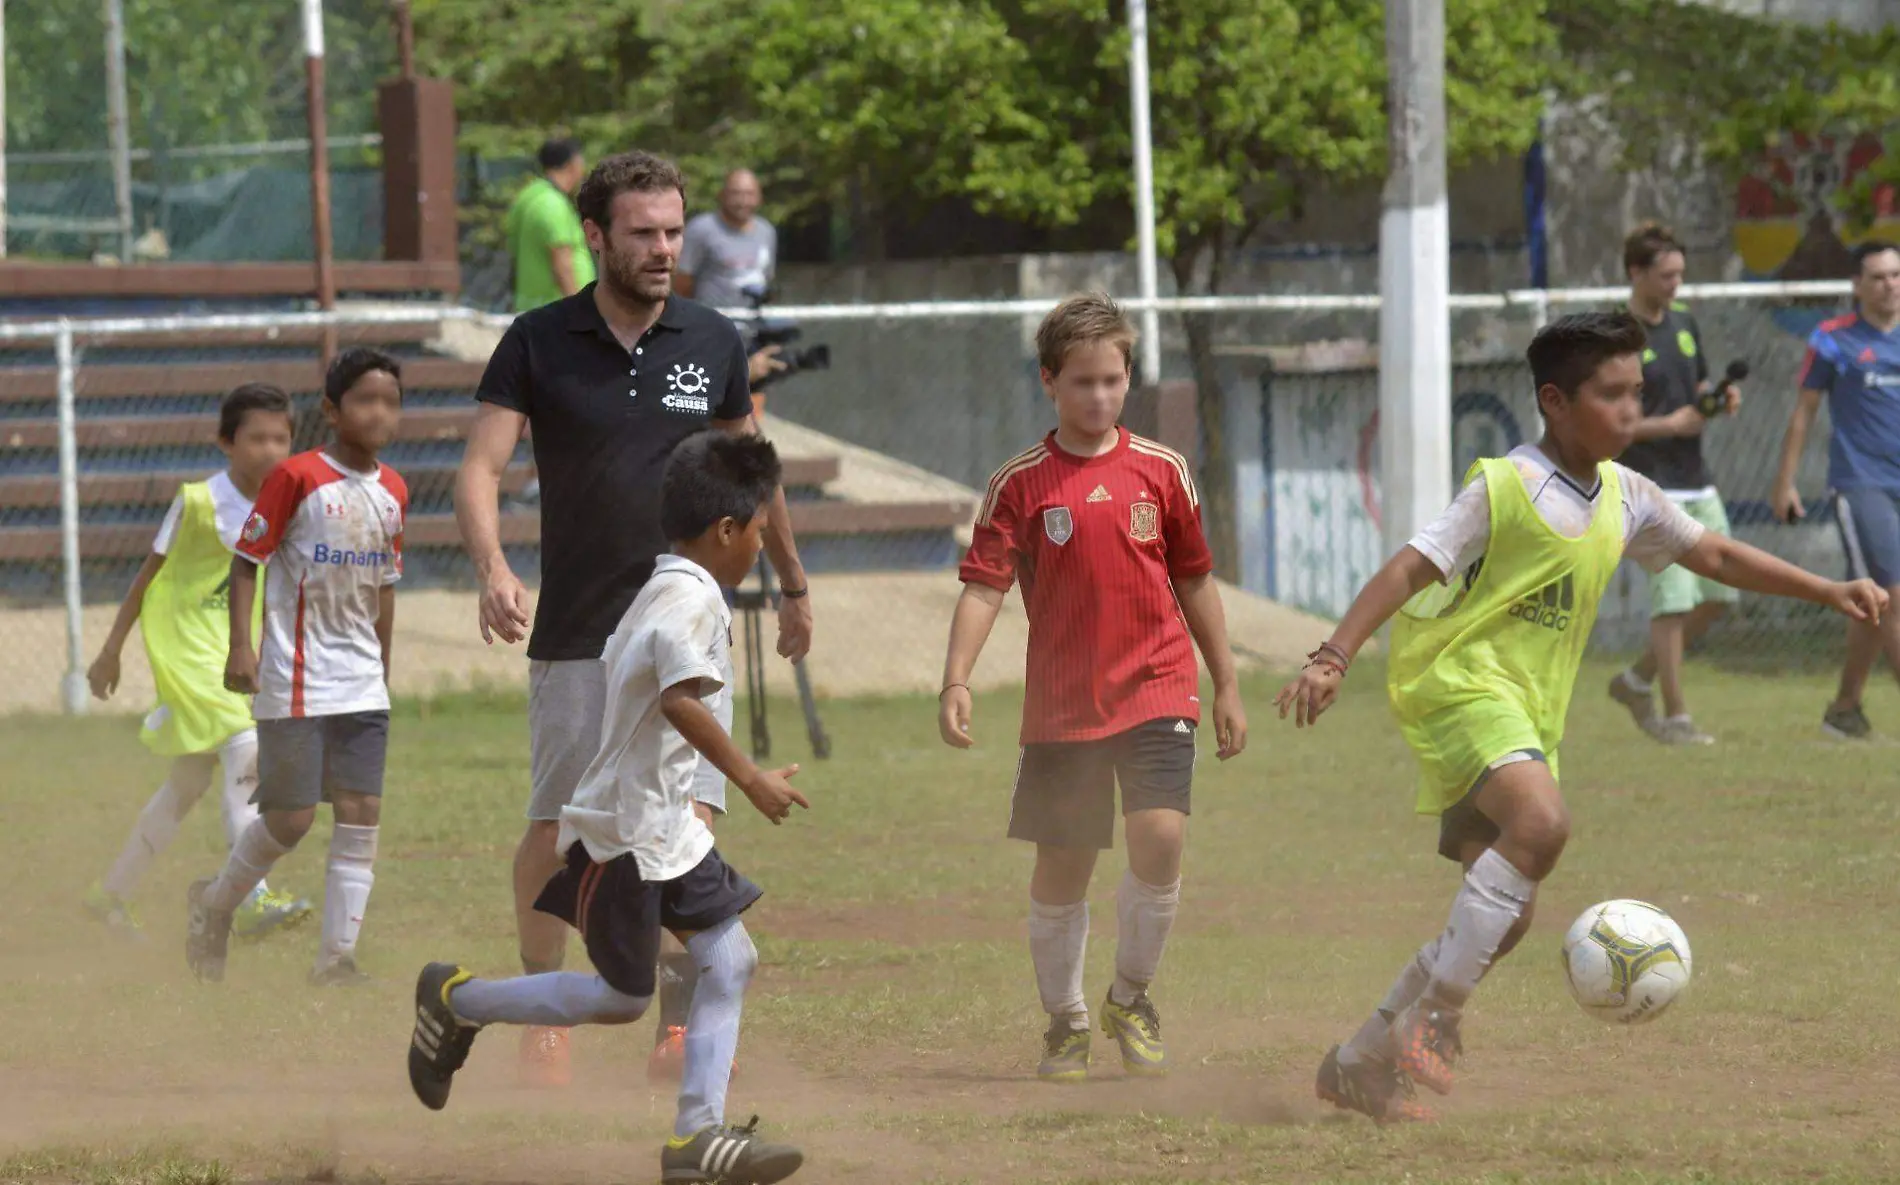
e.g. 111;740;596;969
84;384;312;942
1275;312;1887;1124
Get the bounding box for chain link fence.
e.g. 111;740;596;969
0;284;1869;716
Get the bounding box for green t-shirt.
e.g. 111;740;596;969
505;176;595;312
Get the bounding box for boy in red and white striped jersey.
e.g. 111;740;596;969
939;293;1247;1081
187;347;408;987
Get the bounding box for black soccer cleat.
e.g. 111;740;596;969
661;1115;804;1185
409;962;481;1111
185;878;234;983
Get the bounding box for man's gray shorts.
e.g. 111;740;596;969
527;659;727;822
253;710;389;811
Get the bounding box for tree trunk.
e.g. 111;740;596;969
1170;246;1239;583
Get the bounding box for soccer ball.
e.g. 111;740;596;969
1560;899;1692;1024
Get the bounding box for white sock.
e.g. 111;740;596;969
102;755;217;899
676;918;757;1138
1111;870;1180;1006
216;730;262;850
1620;668;1652;694
451;973;649;1027
1424;849;1536;1011
204;817;295;912
1339;936;1441;1067
1028;898;1089;1025
318;824;378;968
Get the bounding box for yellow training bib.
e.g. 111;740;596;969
1387;456;1626;814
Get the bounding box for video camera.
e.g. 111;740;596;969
739;285;830;389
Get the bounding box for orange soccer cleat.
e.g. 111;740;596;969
518;1025;572;1089
1391;1004;1462;1097
648;1024;686;1084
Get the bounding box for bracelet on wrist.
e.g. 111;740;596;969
939;682;969;698
779;586;809;599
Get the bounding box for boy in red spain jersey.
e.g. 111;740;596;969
186;347;408;987
938;293;1247;1081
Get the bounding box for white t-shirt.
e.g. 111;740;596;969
236;450;408;720
559;555;734;879
1409;445;1707;582
152;470;253;556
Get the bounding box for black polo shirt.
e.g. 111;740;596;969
477;285;752;660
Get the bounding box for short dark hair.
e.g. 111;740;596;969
661;431;781;543
217;382;292;441
1527;311;1648;399
576;151;686;232
324;346;403;405
1622;221;1685;274
1853;239;1900;275
538;138;582;172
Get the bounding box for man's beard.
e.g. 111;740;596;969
602;248;669;304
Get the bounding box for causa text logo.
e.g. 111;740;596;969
313;543;390;567
1508;573;1575;632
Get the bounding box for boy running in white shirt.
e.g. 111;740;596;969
407;430;807;1185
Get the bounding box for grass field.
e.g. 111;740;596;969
3;660;1897;1184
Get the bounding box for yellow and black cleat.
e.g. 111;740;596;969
1101;990;1167;1077
1038;1018;1091;1083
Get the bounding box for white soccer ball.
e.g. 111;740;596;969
1560;898;1693;1024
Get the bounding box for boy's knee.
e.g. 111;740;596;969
1125;811;1186;886
332;792;381;827
265;808;315;847
1506;804;1569;878
695;925;759;997
595;989;651;1025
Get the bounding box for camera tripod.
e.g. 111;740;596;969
730;554;831;761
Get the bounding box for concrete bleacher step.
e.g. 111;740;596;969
0;311;981;585
0;356;487;403
0;455;844;509
0;496;971;562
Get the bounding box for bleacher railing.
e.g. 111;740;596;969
0;279;1858;713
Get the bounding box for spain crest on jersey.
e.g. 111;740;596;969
1129;501;1159;542
1043;506;1073;545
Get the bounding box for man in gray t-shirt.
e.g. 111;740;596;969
677;169;777;311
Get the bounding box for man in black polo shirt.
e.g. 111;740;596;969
454;151;813;1087
1607;223;1741;745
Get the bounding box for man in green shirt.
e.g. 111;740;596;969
505;139;594;313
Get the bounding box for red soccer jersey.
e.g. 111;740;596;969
959;428;1214;744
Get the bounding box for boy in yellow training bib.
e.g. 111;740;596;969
1275;312;1887;1124
84;384;312;941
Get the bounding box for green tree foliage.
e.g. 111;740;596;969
5;1;391;163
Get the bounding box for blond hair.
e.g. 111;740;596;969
1035;292;1137;375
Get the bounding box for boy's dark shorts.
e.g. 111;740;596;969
1008;717;1195;850
1437;748;1546;863
534;843;762;999
253;710;389;810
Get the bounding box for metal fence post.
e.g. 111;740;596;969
56;321;87;715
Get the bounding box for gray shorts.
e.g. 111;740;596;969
528;659;727;822
253;711;390;811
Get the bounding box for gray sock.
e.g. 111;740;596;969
675;918;757;1138
450;972;649;1027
